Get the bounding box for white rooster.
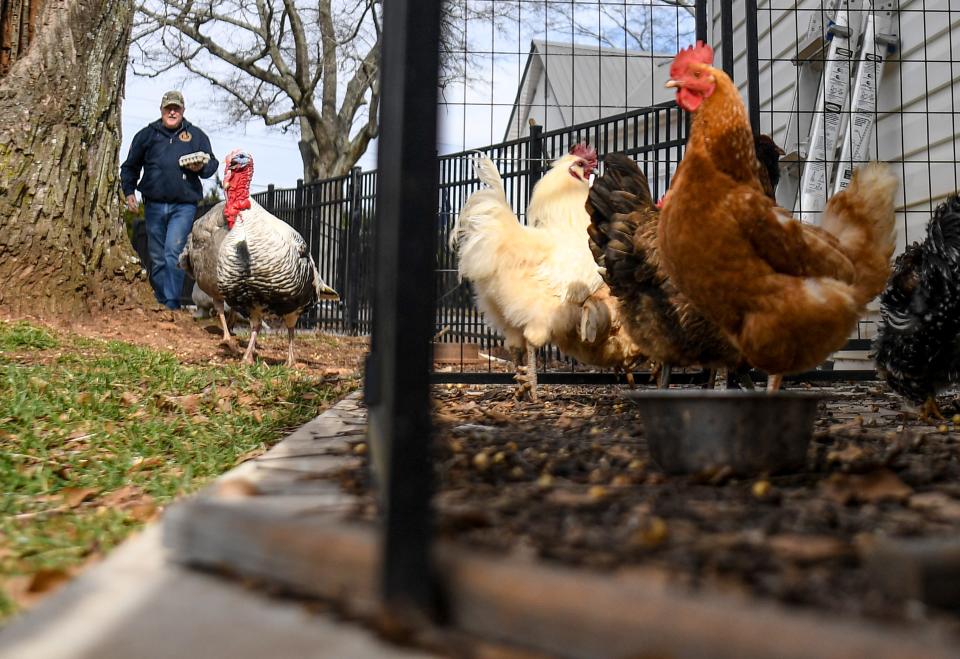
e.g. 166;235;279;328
216;150;339;366
450;145;645;401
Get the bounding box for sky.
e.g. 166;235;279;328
119;63;521;194
118;2;692;194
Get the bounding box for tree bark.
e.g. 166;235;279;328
0;0;150;316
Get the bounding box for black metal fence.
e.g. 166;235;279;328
257;102;686;374
252;168;376;335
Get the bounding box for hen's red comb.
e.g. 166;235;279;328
670;41;714;78
570;142;597;162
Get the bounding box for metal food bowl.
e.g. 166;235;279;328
625;390;823;476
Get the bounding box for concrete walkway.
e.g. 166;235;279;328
0;394;436;659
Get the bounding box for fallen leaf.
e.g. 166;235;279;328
822;469;913;504
101;485;146;506
827;444;865;464
27;569;70;595
159;393;203;413
125;498;158;522
60;487;99;508
74;392;93;406
120;391;140;405
547;488;604;506
127;456;165;473
233;446;265;466
909;492;960;522
2;568;72;611
767;534;850;562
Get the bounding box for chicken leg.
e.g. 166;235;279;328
658;363;672;389
766;374;783;392
282;312;300;367
525;344;538;402
710;366;756;390
512;343;538;402
919;396;945;422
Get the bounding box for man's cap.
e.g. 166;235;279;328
161;90;185;108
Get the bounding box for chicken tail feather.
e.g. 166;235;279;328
821;162;898;305
471;151;505;196
586;154;658;299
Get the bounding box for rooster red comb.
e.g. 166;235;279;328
570;143;597;163
670;41;714;78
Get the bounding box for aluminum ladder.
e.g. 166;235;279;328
776;0;899;223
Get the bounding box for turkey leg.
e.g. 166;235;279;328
284;318;298;367
242;316;261;365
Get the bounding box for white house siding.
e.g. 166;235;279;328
709;0;960;251
503;41;683;200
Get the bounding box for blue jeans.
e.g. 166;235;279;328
144;201;197;309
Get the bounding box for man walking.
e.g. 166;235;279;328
121;90;219;310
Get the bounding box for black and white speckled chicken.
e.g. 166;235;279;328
873;194;960;420
216;150;339;366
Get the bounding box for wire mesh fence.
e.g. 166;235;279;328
252;0;956;379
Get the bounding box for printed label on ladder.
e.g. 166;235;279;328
836;52;884;191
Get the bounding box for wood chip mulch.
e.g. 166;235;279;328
333;381;960;636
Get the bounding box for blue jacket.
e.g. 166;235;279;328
120;119;219;204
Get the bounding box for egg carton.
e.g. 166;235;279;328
178;151;210;168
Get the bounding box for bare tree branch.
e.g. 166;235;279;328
131;0;693;182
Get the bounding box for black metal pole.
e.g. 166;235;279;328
695;0;708;44
528;123;544;203
720;0;734;79
365;0;442;619
346;167;363;335
744;0;761;136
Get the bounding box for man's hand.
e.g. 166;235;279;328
185;162;205;173
125;194;139;213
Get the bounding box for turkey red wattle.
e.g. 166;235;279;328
223;151;254;229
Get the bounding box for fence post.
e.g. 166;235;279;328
366;0;442;620
346;167;363;334
720;0;734;79
266;183;276;213
294;178;305;241
695;0;707;43
527;123;544;204
744;0;761;136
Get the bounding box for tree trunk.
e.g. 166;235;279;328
0;0;151;317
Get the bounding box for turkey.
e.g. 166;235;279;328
178;203;236;343
216;149;339;366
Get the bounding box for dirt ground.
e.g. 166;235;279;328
335;381;960;637
0;306;370;377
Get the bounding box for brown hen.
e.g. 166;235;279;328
658;42;897;390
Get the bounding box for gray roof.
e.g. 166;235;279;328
503;40;676;141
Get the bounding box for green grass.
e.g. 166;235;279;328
0;320;357;620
